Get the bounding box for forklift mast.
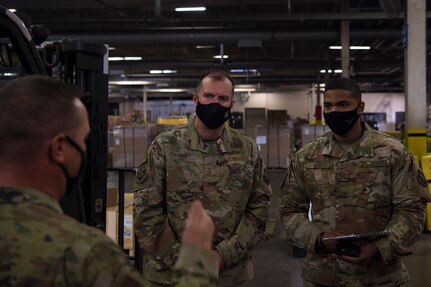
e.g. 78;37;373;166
0;6;108;231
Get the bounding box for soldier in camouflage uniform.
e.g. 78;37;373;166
133;71;272;287
0;76;219;287
280;77;431;287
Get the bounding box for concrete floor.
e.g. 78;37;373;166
243;170;431;287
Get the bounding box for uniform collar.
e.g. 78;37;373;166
188;116;233;154
0;186;63;214
322;122;375;159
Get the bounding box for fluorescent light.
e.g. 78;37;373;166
108;47;116;51
235;88;256;92
2;72;18;77
9;9;16;13
320;69;343;74
319;83;325;87
150;70;177;74
235;85;256;92
175;7;206;12
230;69;257;73
108;57;124;61
109;80;154;85
350;46;370;50
214;55;229;59
124;57;142;61
329;45;370;50
109;56;142;61
148;88;185;93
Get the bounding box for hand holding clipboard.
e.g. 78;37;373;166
321;231;390;258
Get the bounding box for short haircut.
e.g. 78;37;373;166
196;70;235;96
0;75;84;161
324;77;361;101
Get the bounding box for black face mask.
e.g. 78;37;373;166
57;136;87;196
324;105;360;136
196;101;231;129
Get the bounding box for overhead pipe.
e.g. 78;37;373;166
110;59;403;70
49;29;414;47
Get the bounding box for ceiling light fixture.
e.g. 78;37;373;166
8;9;16;13
175;7;206;12
320;69;342;74
235;88;256;92
124;57;142;61
329;46;370;50
109;80;154;85
230;69;257;73
108;57;142;61
149;70;177;74
147;88;186;93
108;57;124;61
214;55;229;59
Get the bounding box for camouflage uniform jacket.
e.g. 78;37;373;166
280;123;431;286
133;117;272;285
0;186;219;287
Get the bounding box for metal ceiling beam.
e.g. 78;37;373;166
34;11;431;24
49;28;411;46
108;75;404;88
112;59;402;70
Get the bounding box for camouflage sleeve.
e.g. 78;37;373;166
173;243;219;287
374;151;431;263
279;154;323;254
66;240;147;287
133;137;180;268
215;143;272;269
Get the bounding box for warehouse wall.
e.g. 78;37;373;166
117;91;405;131
231;91;309;120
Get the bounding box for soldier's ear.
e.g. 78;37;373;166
192;93;198;107
358;101;365;114
49;133;67;164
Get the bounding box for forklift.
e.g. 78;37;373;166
0;6;108;232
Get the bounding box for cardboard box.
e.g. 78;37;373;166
112;126;149;168
108;115;133;127
106;187;118;208
106;193;134;255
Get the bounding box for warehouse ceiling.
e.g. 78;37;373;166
4;0;431;95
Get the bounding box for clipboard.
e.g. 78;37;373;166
321;231;390;242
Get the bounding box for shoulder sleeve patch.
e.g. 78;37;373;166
135;167;148;184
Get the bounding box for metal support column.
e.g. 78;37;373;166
143;86;147;123
405;0;427;158
341;1;350;78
